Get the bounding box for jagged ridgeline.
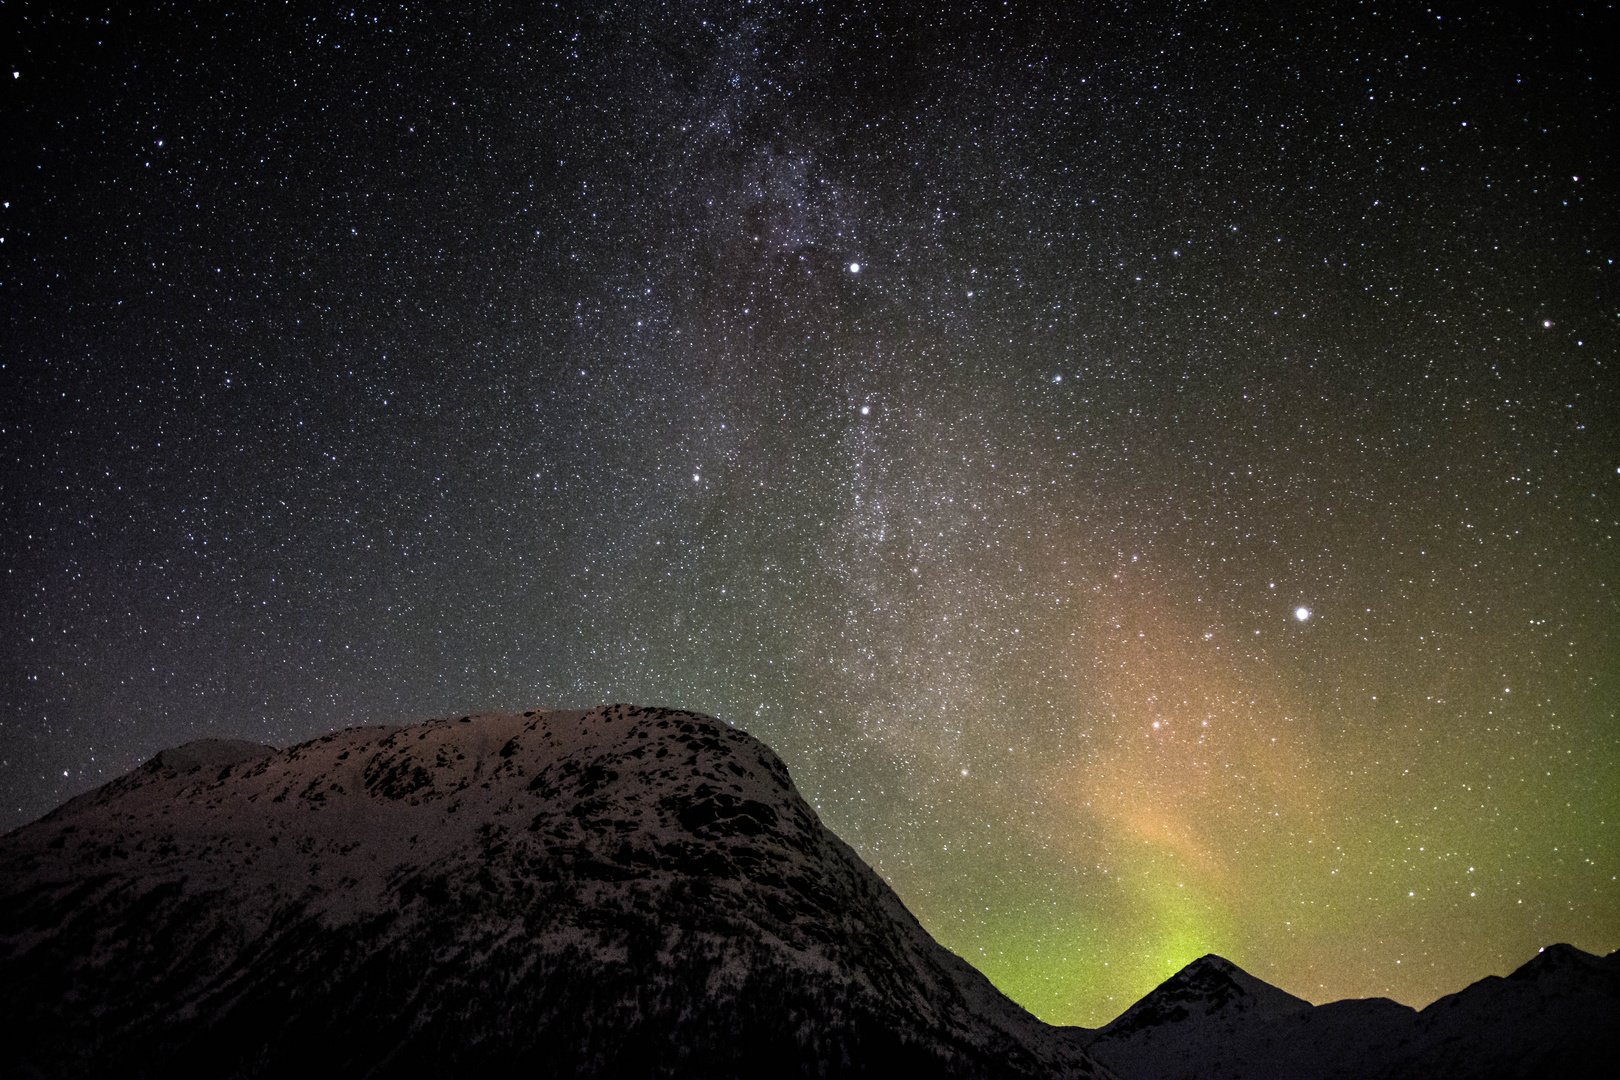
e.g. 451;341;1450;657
0;706;1106;1079
1080;949;1619;1079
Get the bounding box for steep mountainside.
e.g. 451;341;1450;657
1083;946;1618;1080
0;706;1106;1079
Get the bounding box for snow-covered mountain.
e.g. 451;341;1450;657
0;706;1108;1079
6;703;1610;1078
1083;945;1619;1079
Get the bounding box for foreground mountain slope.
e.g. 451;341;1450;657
0;706;1106;1079
1083;946;1618;1080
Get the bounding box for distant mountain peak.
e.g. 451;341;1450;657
1091;953;1311;1043
1084;943;1618;1080
1507;941;1617;984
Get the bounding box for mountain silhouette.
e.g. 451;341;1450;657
0;706;1106;1079
1081;944;1618;1079
4;704;1612;1078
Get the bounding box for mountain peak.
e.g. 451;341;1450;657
1506;942;1614;984
1;705;1110;1079
1091;953;1312;1044
1083;943;1619;1080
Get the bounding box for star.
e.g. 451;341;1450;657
4;0;1607;1033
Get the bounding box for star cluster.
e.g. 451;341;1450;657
2;1;1614;1024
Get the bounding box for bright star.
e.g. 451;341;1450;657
849;262;860;273
1295;606;1311;621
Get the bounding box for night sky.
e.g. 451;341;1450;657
3;0;1615;1026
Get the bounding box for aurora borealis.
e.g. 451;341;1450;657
3;1;1615;1026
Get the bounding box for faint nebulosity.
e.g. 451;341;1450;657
1;0;1613;1025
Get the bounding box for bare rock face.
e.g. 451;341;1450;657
0;706;1107;1080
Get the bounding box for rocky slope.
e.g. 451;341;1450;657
1083;945;1619;1079
0;706;1107;1079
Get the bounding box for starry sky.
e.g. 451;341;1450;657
3;0;1615;1026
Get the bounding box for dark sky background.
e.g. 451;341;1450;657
3;0;1615;1026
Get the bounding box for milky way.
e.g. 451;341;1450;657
3;1;1614;1025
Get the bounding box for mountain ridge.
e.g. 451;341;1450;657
4;705;1613;1078
0;705;1106;1079
1081;942;1618;1079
